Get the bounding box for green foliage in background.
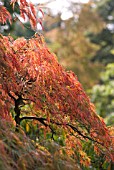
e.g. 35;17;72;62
90;63;114;125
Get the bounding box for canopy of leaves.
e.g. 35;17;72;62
0;0;114;169
0;33;114;165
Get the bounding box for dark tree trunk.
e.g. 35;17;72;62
14;96;22;130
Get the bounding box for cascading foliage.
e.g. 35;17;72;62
0;0;114;168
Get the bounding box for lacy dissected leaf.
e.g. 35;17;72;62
10;0;43;29
0;5;12;24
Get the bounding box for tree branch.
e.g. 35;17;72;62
20;116;103;145
20;116;55;139
8;91;16;101
67;124;103;145
48;120;103;145
20;116;47;127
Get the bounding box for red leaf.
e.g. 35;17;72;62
0;6;12;24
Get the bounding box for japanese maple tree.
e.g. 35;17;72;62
0;0;114;168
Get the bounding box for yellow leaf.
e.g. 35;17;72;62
26;123;30;133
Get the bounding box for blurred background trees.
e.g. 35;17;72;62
90;63;114;125
90;0;114;64
44;1;104;89
89;0;114;129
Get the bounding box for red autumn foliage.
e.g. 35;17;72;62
0;0;114;167
0;5;12;24
0;33;114;163
0;0;43;29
